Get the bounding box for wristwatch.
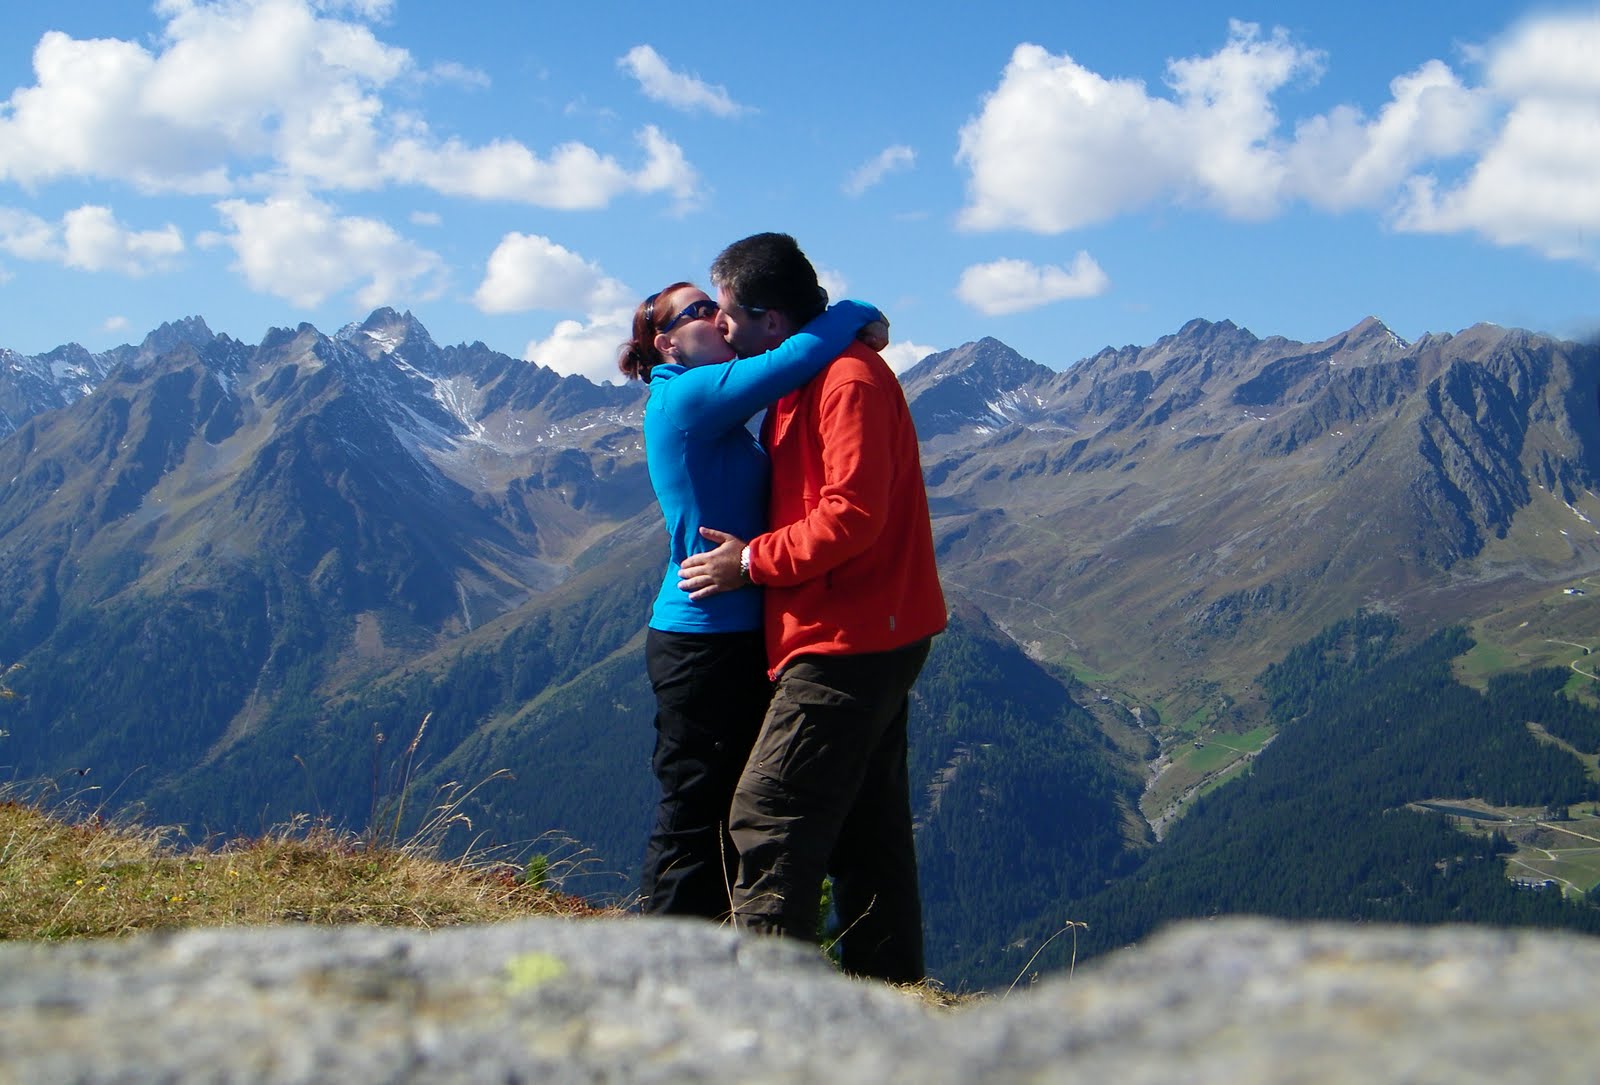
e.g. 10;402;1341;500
738;545;752;585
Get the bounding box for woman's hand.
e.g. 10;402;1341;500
678;527;750;600
856;318;890;353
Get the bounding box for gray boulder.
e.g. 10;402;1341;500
2;916;1597;1083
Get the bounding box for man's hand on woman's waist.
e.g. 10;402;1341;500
678;527;750;601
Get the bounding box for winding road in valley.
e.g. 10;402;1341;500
1545;638;1599;682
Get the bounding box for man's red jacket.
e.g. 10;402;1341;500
748;341;947;678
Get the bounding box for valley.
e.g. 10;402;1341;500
1413;800;1600;900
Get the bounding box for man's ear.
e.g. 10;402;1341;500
762;308;791;345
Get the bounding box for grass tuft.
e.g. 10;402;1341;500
0;792;614;942
0;792;985;1009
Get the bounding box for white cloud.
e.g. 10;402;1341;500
103;315;131;333
0;208;63;262
475;233;629;314
956;254;1110;315
618;45;749;117
423;60;491;89
1483;11;1600;97
958;43;1166;232
382;124;698;210
524;312;635;386
0;1;406;193
0;2;702;212
62;206;185;275
633;126;702;212
1286;61;1490;210
0;205;183;275
957;14;1600;268
957;24;1320;232
0;30;216;193
1393;11;1600;265
203;192;445;308
1161;21;1317;218
409;210;442;226
478;234;635;384
844;145;915;196
881;339;940;375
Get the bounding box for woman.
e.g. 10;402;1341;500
620;281;885;918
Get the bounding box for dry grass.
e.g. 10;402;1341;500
0;797;613;942
0;795;991;1011
893;978;981;1009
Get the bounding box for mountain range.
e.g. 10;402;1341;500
3;308;1598;986
913;318;1600;706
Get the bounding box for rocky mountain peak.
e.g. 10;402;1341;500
1175;316;1243;339
0;339;124;439
905;337;1049;384
137;316;215;359
38;341;97;369
1162;317;1259;354
256;322;324;356
901;338;1058;440
1302;316;1411;367
1347;314;1398;340
342;307;439;364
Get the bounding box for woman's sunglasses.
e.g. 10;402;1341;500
660;298;719;332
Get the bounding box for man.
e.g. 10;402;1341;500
678;232;946;983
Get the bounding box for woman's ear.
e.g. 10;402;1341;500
653;332;675;359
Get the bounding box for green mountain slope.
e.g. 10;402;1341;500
1015;612;1600;981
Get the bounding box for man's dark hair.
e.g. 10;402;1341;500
709;232;828;326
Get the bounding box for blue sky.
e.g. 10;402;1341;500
2;1;1596;383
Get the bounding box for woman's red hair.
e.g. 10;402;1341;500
617;281;693;381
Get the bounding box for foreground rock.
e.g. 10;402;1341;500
2;916;1597;1083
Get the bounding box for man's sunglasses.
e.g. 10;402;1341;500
660;298;719;332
